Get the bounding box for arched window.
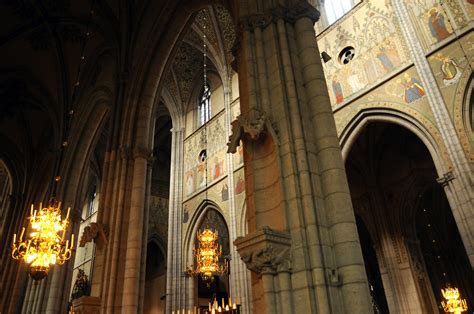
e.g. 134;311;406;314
199;83;211;126
69;182;99;302
87;185;97;217
325;0;353;26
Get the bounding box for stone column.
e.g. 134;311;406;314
232;1;371;313
223;81;252;313
101;146;132;313
0;194;29;314
234;228;291;314
292;7;372;313
166;127;185;313
121;146;152;313
139;156;154;313
393;1;474;266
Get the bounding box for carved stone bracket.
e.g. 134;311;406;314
72;296;101;314
79;222;108;249
227;110;278;153
234;227;291;275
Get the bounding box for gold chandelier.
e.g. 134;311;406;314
441;286;468;313
12;199;74;281
188;228;227;283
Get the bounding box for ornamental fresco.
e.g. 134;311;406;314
184;111;228;197
318;0;411;107
404;0;470;51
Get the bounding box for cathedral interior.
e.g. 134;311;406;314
0;0;473;313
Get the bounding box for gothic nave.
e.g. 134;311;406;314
0;0;473;313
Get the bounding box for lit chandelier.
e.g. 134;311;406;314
12;199;74;281
10;1;96;282
441;286;468;313
188;227;227;283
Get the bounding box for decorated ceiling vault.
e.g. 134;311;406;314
0;0;473;314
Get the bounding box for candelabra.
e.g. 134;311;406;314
12;199;74;281
171;298;240;314
441;286;468;313
187;228;228;284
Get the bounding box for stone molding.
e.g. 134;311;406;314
238;1;320;32
234;227;291;274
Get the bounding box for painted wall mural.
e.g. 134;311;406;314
184;111;228;197
318;0;411;107
428;32;474;159
233;168;246;223
317;0;472;108
400;73;426;104
405;0;470;51
370;68;428;106
432;53;462;86
182;90;248;239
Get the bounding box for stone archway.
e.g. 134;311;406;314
340;106;474;268
345;121;474;313
182;201;230;312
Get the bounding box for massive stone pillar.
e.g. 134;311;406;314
223;81;253;314
165;127;185;313
232;1;371;313
122;147;150;313
0;194;29;314
393;1;474;266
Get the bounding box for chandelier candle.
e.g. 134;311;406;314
11;199;74;281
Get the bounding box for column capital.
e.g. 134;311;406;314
276;1;320;24
234;227;292;275
132;145;153;161
119;146;132;160
238;1;320;32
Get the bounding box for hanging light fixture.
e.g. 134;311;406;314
187;20;228;284
441;286;468;313
12;200;74;280
187;227;228;283
10;1;96;281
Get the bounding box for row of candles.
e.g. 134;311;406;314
172;298;239;314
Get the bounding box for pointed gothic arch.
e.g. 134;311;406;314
340;106;450;176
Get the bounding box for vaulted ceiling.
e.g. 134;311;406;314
163;5;236;113
0;0;236;201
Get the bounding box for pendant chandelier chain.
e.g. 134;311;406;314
420;192;468;312
420;201;449;282
203;24;209;202
11;0;98;282
51;0;96;199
